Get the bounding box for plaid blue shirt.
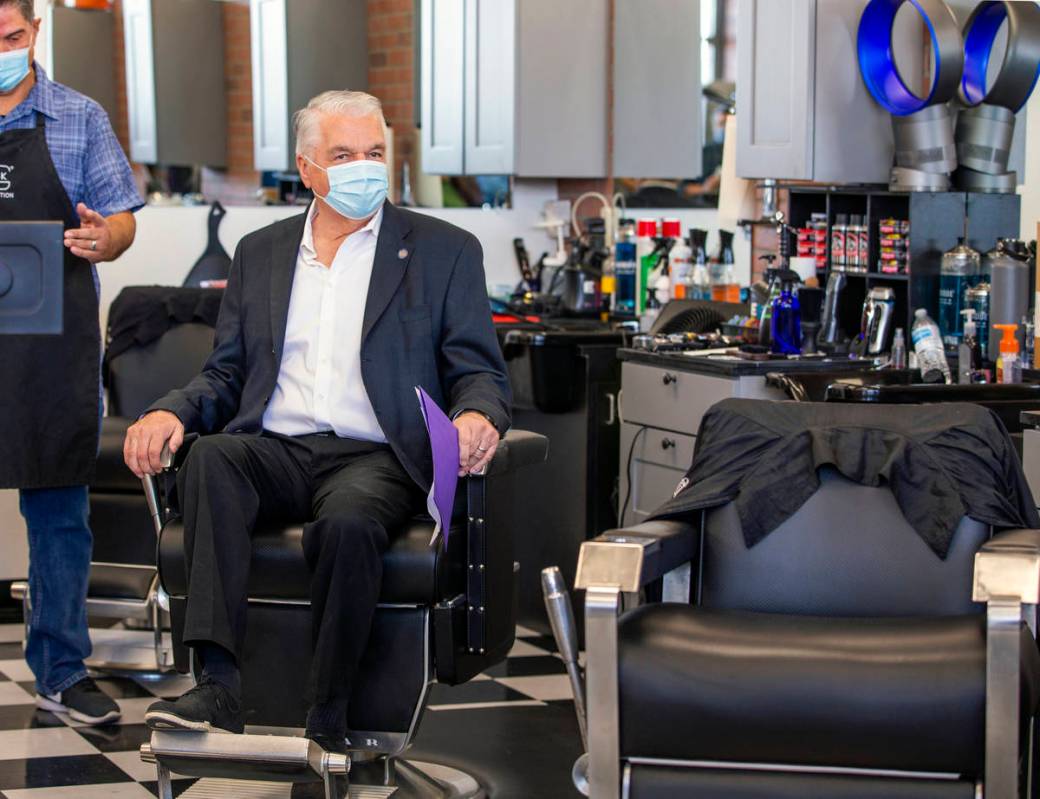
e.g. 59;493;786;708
0;64;142;217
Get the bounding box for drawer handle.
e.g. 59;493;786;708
661;438;676;450
662;373;678;386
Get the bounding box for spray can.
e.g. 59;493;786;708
831;215;848;272
635;219;657;315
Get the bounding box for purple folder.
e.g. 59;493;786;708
416;387;459;546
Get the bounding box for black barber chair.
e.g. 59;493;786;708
12;288;217;671
549;401;1040;799
140;429;547;797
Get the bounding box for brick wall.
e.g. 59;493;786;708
367;0;417;203
108;0;258;203
201;0;259;205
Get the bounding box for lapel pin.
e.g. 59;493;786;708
398;248;409;259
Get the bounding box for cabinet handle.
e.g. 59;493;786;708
661;438;676;450
662;373;678;386
604;392;617;426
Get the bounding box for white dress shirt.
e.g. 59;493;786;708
262;202;387;442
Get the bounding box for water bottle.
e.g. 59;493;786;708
912;308;951;383
939;238;981;346
986;238;1029;358
890;327;907;369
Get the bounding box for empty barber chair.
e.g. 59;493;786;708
140;429;547;798
12;286;220;671
548;399;1040;799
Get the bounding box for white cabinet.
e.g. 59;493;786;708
421;0;606;177
249;0;368;173
422;0;702;178
613;0;702;179
463;0;516;175
122;0;226;167
423;0;524;175
420;0;465;174
250;0;289;172
736;0;897;183
122;0;157;164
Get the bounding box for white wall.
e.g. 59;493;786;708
96;179;560;334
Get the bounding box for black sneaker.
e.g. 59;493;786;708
144;677;244;734
37;677;121;725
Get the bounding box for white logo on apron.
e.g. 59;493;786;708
0;164;13;197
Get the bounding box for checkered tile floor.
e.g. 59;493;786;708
0;623;581;797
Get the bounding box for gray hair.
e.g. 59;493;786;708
1;0;34;23
293;90;387;156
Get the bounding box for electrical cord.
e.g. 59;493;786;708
619;424;648;527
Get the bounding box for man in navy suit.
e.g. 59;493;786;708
122;90;511;748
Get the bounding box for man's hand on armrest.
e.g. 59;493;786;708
454;411;500;477
124;411;185;478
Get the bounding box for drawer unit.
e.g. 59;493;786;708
621;361;785;435
619;423;696;527
621;362;732;434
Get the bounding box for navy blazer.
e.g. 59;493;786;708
149;201;512;491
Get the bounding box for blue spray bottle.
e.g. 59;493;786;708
770;270;802;356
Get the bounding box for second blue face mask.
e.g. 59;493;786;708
0;44;31;93
307;157;388;220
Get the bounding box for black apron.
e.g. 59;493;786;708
0;114;100;488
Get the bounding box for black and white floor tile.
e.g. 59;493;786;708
0;623;584;799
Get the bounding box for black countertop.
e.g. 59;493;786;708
617;348;879;377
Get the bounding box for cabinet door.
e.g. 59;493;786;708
463;0;515;175
421;0;465;175
618;423;695;527
735;0;816;179
613;0;701;179
250;0;289;172
122;0;157;164
514;0;608;177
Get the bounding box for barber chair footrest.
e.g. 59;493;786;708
141;733;485;799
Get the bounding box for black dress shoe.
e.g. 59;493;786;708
144;677;244;733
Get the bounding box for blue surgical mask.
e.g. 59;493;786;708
306;157;388;220
0;44;31;93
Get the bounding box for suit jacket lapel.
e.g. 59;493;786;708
362;201;414;343
270;212;308;361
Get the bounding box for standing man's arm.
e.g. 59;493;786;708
62;101;143;263
64;205;135;263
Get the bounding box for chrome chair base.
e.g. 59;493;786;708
143;731;485;799
11;580;175;674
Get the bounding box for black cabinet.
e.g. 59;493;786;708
788;187;1021;343
499;328;625;632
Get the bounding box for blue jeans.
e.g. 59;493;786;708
19;485;92;695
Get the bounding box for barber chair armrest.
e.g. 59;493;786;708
973;528;1040;604
140;433;201;534
483;429;548;477
575;520;697;799
574;520;698;593
972;528;1040;798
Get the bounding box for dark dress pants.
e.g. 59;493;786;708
177;431;423;704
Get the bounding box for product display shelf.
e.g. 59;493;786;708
786;186;1020;344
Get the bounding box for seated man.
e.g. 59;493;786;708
123;90;511;749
